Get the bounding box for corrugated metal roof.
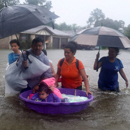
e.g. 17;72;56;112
21;25;71;37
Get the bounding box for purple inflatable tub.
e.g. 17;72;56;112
19;88;93;114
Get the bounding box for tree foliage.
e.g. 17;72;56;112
124;25;130;39
25;0;46;5
55;22;72;31
87;8;126;33
95;18;125;30
24;0;52;10
47;22;83;32
0;0;19;9
87;8;105;27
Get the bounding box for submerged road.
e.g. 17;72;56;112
0;49;130;130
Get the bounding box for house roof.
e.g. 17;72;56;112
63;28;87;37
21;25;71;37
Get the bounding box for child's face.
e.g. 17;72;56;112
39;91;49;100
11;43;19;53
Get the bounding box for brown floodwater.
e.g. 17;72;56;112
0;49;130;130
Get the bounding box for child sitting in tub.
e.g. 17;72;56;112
31;82;61;102
31;77;62;99
28;77;69;102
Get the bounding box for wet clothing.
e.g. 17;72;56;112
57;57;84;89
8;52;20;64
18;48;52;89
31;92;61;102
98;56;123;91
62;85;82;90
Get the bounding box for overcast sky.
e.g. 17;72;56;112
20;0;130;27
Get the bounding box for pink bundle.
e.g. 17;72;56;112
42;77;62;99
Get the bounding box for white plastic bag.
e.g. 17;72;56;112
5;79;20;97
5;54;50;96
21;55;50;79
5;61;28;92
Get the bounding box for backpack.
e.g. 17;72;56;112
60;58;79;71
59;58;89;80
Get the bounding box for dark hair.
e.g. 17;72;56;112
32;37;44;45
38;82;52;94
10;39;20;47
42;49;47;55
64;41;77;53
108;47;119;55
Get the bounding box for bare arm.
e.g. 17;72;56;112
119;68;128;87
55;67;61;87
93;60;102;70
49;62;56;77
79;68;92;96
93;52;102;70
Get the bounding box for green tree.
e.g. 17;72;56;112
53;22;72;31
87;8;105;27
24;0;52;10
58;22;71;30
72;24;77;33
94;18;125;30
119;20;125;28
124;25;130;39
0;2;4;9
0;0;19;9
47;21;83;32
25;0;45;5
44;1;52;10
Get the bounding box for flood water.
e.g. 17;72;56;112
0;49;130;130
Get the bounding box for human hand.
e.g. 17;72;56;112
22;60;28;68
96;52;100;61
49;85;54;91
32;85;39;94
86;90;92;97
55;82;59;87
